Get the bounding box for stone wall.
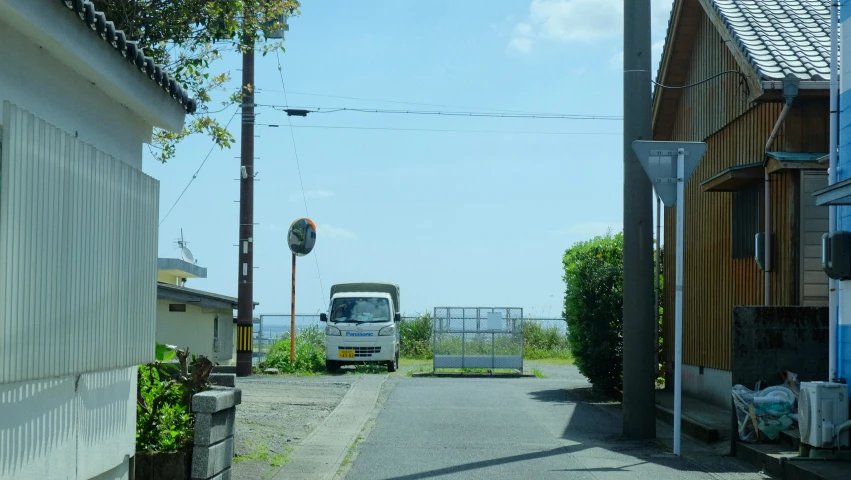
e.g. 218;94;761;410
191;381;241;480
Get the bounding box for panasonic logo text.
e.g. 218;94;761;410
345;332;374;337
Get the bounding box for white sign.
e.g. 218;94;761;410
631;141;708;207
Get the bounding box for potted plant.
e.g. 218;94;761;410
134;343;213;480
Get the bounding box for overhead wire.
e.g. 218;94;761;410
275;50;326;303
257;104;622;120
256;88;615;117
256;123;621;135
159;107;239;226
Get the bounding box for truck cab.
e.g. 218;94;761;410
320;283;401;373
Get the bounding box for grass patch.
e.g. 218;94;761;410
531;356;574;365
233;441;269;464
270;447;292;467
533;368;547;378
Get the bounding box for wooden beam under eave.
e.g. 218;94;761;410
765;159;829;175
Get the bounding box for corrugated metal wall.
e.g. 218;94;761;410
800;171;829;306
0;102;158;384
660;13;793;371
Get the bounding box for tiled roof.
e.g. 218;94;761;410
709;0;832;81
59;0;197;113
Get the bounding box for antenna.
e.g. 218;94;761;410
176;229;196;264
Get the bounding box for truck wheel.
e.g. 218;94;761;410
387;353;398;373
326;360;338;373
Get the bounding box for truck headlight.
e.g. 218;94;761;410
378;325;395;336
326;326;341;336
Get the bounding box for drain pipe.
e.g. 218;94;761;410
829;0;839;382
763;79;799;305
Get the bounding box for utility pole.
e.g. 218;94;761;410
236;12;256;377
622;0;656;439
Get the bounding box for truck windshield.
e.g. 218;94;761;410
330;297;391;323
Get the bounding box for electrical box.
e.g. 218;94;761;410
755;232;773;271
822;231;851;280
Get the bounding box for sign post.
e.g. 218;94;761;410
287;218;317;364
631;141;707;456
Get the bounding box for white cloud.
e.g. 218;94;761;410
555;221;621;237
261;223;284;232
508;37;534;54
515;22;533;36
289;190;334;202
318;224;355;239
508;0;674;53
530;0;622;43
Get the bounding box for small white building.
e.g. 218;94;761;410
0;1;194;478
155;258;257;366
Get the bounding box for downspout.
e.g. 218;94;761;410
829;0;839;382
763;79;799;305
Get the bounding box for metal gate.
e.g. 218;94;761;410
433;307;523;371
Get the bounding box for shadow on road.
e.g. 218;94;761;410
381;446;585;480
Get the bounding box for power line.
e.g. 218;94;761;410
159;108;239;226
275;51;326;302
257;104;621;121
257;123;621;136
255;88;584;116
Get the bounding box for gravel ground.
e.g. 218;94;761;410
232;375;356;480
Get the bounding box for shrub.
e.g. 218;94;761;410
399;313;433;359
261;325;326;373
523;322;571;360
136;343;213;453
563;231;624;394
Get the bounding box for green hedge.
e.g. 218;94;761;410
563;232;624;394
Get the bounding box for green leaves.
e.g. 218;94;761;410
136;345;214;453
562;231;625;394
155;342;177;361
93;0;301;162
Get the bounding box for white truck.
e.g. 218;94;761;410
320;283;401;373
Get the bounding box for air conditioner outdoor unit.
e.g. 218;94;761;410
798;382;850;448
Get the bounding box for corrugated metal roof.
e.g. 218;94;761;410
58;0;197;113
709;0;832;81
766;151;827;162
157;282;259;309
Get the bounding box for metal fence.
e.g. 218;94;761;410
432;307;524;371
252;312;563;366
254;314;323;365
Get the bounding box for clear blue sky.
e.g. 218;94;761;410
144;0;673;318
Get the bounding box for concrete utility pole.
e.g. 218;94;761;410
236;16;256;377
622;0;656;439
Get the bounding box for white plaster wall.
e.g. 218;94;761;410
157;301;233;363
0;18;150;168
0;367;135;480
680;364;732;409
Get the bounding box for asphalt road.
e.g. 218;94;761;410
345;367;758;480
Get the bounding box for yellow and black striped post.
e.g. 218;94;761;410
237;324;253;354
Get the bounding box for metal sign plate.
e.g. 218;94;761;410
631;141;708;207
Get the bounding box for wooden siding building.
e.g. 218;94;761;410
653;0;831;407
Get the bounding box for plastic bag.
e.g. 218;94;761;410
732;383;797;442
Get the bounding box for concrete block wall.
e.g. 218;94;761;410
191;381;241;480
731;306;829;389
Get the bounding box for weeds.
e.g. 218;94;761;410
533;368;547;378
261;325;326;374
